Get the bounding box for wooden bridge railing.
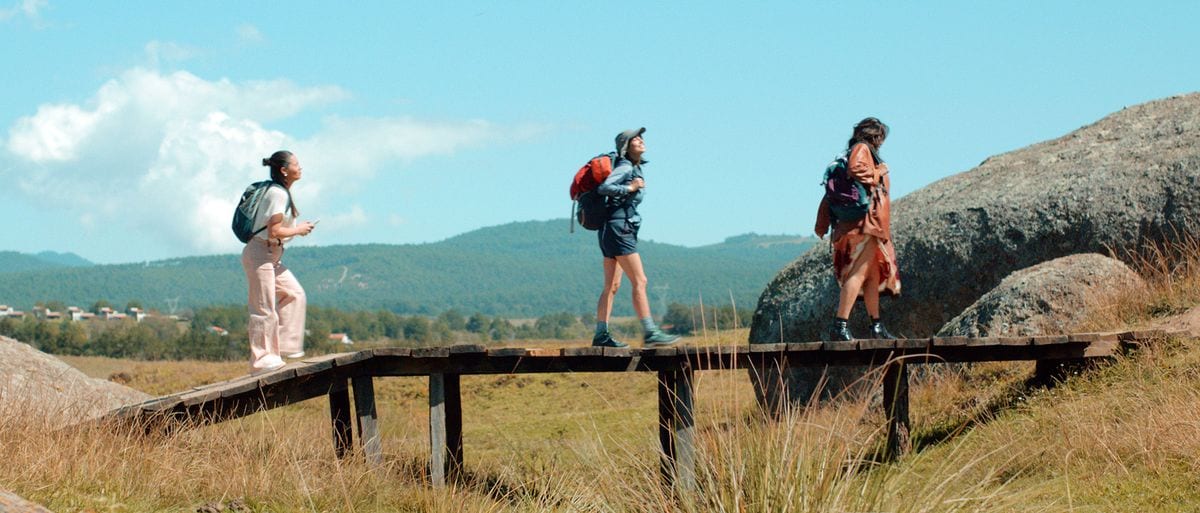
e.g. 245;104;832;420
106;329;1183;491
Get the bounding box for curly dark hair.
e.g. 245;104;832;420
847;117;889;151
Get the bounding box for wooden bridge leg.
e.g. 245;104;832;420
882;361;911;461
352;376;382;467
328;379;353;459
657;363;696;492
429;373;463;487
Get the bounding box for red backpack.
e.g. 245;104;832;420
569;152;617;231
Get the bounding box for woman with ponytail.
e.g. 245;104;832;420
243;150;316;373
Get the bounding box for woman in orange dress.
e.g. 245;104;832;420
815;117;901;340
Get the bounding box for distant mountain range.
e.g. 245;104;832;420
0;251;93;274
0;220;817;317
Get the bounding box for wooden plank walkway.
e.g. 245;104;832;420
104;329;1186;491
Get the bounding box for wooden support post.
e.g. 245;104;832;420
328;379;353;459
352;376;382;467
657;369;676;485
882;361;911;461
429;373;463;487
749;354;788;420
657;363;696;492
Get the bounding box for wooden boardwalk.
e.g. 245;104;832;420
105;329;1183;490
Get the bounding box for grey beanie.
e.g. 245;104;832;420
615;127;646;158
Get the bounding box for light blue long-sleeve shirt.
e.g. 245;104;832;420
597;157;644;223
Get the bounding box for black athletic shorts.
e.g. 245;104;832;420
598;218;639;258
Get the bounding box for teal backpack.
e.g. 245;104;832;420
231;180;292;243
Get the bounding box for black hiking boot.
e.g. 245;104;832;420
592;331;628;348
869;321;897;340
827;319;853;342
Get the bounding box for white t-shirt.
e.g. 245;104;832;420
252;186;295;243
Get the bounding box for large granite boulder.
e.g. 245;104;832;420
937;253;1144;337
750;93;1200;405
0;336;150;427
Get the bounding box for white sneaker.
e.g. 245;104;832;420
251;356;286;375
285;351;305;359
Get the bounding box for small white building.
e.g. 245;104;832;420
67;306;87;322
127;307;146;322
328;333;353;345
0;305;13;317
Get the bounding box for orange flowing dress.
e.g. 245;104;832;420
814;143;901;298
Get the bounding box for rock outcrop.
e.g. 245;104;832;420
0;336;150;426
936;253;1144;337
752;93;1200;344
0;490;54;513
750;93;1200;405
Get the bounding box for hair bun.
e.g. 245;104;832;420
262;158;270;166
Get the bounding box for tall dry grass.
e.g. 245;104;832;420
1080;233;1200;332
6;228;1200;513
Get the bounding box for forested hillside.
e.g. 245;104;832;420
0;220;815;317
0;251;92;274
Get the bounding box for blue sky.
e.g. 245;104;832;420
1;1;1197;264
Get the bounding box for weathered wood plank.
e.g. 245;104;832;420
295;358;336;377
218;379;261;398
562;347;604;357
526;348;562;357
334;350;374;367
895;338;929;350
995;336;1033;346
858;339;895;351
1068;332;1117;343
257;367;299;387
487;348;528;357
372;347;412;356
822;341;859;351
601;347;631;357
352;376;382;467
1031;335;1070;345
643;346;681;357
750;343;787;353
448;344;488;354
414;347;451;358
931;337;971;347
303;352;349;364
786;342;823;352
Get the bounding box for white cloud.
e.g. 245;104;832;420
0;67;521;258
144;40;201;67
0;0;46;21
236;23;264;44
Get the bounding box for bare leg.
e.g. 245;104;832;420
863;250;881;319
614;253;652;319
836;243;878;319
595;257;624;323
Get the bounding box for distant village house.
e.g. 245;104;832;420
328;333;353;345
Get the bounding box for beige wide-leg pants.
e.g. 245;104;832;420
241;238;306;370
